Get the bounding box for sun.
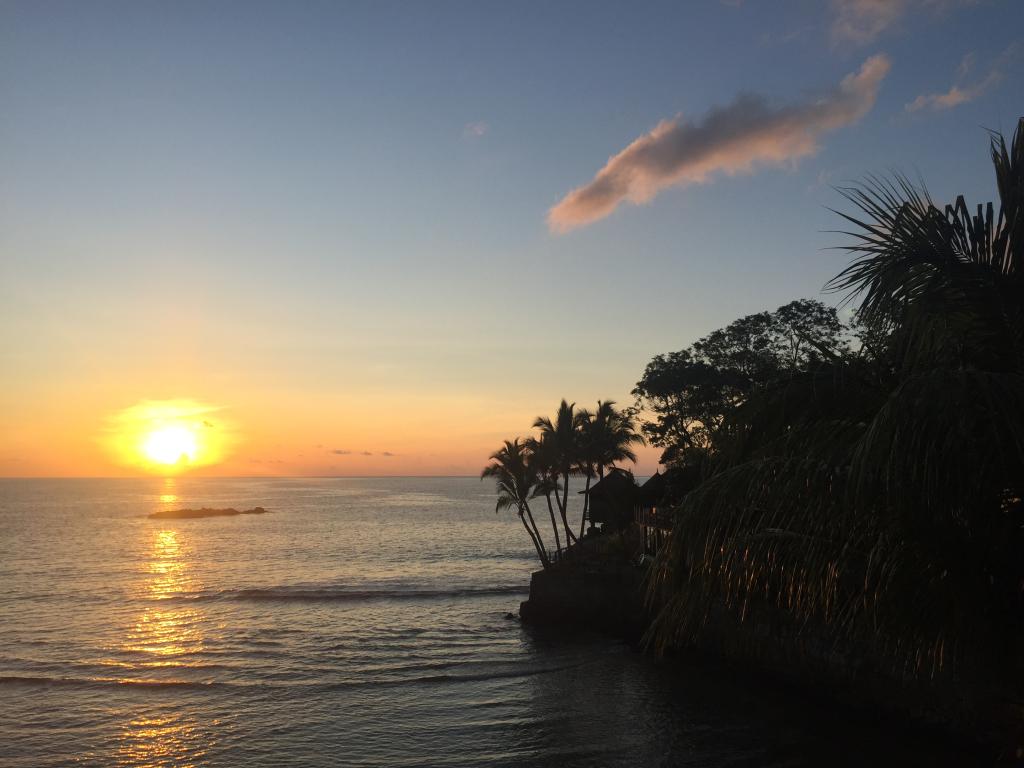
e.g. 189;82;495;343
142;426;198;466
104;399;235;474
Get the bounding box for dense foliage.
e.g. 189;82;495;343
633;299;847;468
645;119;1024;680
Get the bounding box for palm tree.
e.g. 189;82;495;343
524;436;563;558
577;401;645;537
533;400;586;545
481;439;551;568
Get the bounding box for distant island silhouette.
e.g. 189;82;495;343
148;506;270;519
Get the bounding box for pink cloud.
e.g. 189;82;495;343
905;44;1018;112
547;55;890;234
905;84;976;112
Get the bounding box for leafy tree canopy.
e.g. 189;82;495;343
633;299;847;465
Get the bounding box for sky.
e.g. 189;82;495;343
1;0;1022;477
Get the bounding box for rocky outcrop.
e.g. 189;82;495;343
519;559;649;639
148;506;270;519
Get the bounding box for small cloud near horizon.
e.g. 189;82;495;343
547;55;890;233
328;448;396;457
463;121;489;138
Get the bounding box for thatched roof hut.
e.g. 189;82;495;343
584;468;639;531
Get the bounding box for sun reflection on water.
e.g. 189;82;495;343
112;527;213;765
159;477;178;506
122;529;204;663
115;713;210;767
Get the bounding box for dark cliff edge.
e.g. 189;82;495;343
518;532;1022;760
518;560;649;640
519;530;649;639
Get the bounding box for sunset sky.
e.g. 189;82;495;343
2;0;1021;477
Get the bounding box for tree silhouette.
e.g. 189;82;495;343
481;438;551;568
533;400;586;545
577;401;645;537
647;120;1024;684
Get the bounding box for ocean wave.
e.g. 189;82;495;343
322;662;588;690
222;585;528;602
0;660;586;694
143;583;528;604
0;674;235;691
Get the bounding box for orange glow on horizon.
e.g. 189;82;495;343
1;389;663;477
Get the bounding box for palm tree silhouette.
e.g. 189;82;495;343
480;439;551;568
533;400;586;545
524;436;563;558
577;400;645;537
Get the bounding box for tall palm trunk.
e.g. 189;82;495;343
558;470;578;544
580;464;606;538
544;492;562;557
518;510;549;568
521;501;550;566
578;471;592;539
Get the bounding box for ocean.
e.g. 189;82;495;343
0;477;976;767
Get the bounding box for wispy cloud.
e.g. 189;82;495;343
331;449;352;455
905;44;1019;112
547;55;890;234
831;0;974;45
831;0;908;44
463;121;489;138
760;24;815;46
905;83;981;112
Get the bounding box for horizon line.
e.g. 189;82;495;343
0;471;656;481
0;474;490;480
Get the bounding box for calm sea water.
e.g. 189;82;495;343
0;477;978;767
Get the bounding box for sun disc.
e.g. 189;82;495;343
142;426;198;465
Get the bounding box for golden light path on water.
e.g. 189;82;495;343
116;484;210;766
123;528;204;661
115;712;209;768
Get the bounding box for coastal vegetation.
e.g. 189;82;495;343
639;119;1024;688
481;401;644;567
505;120;1024;745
